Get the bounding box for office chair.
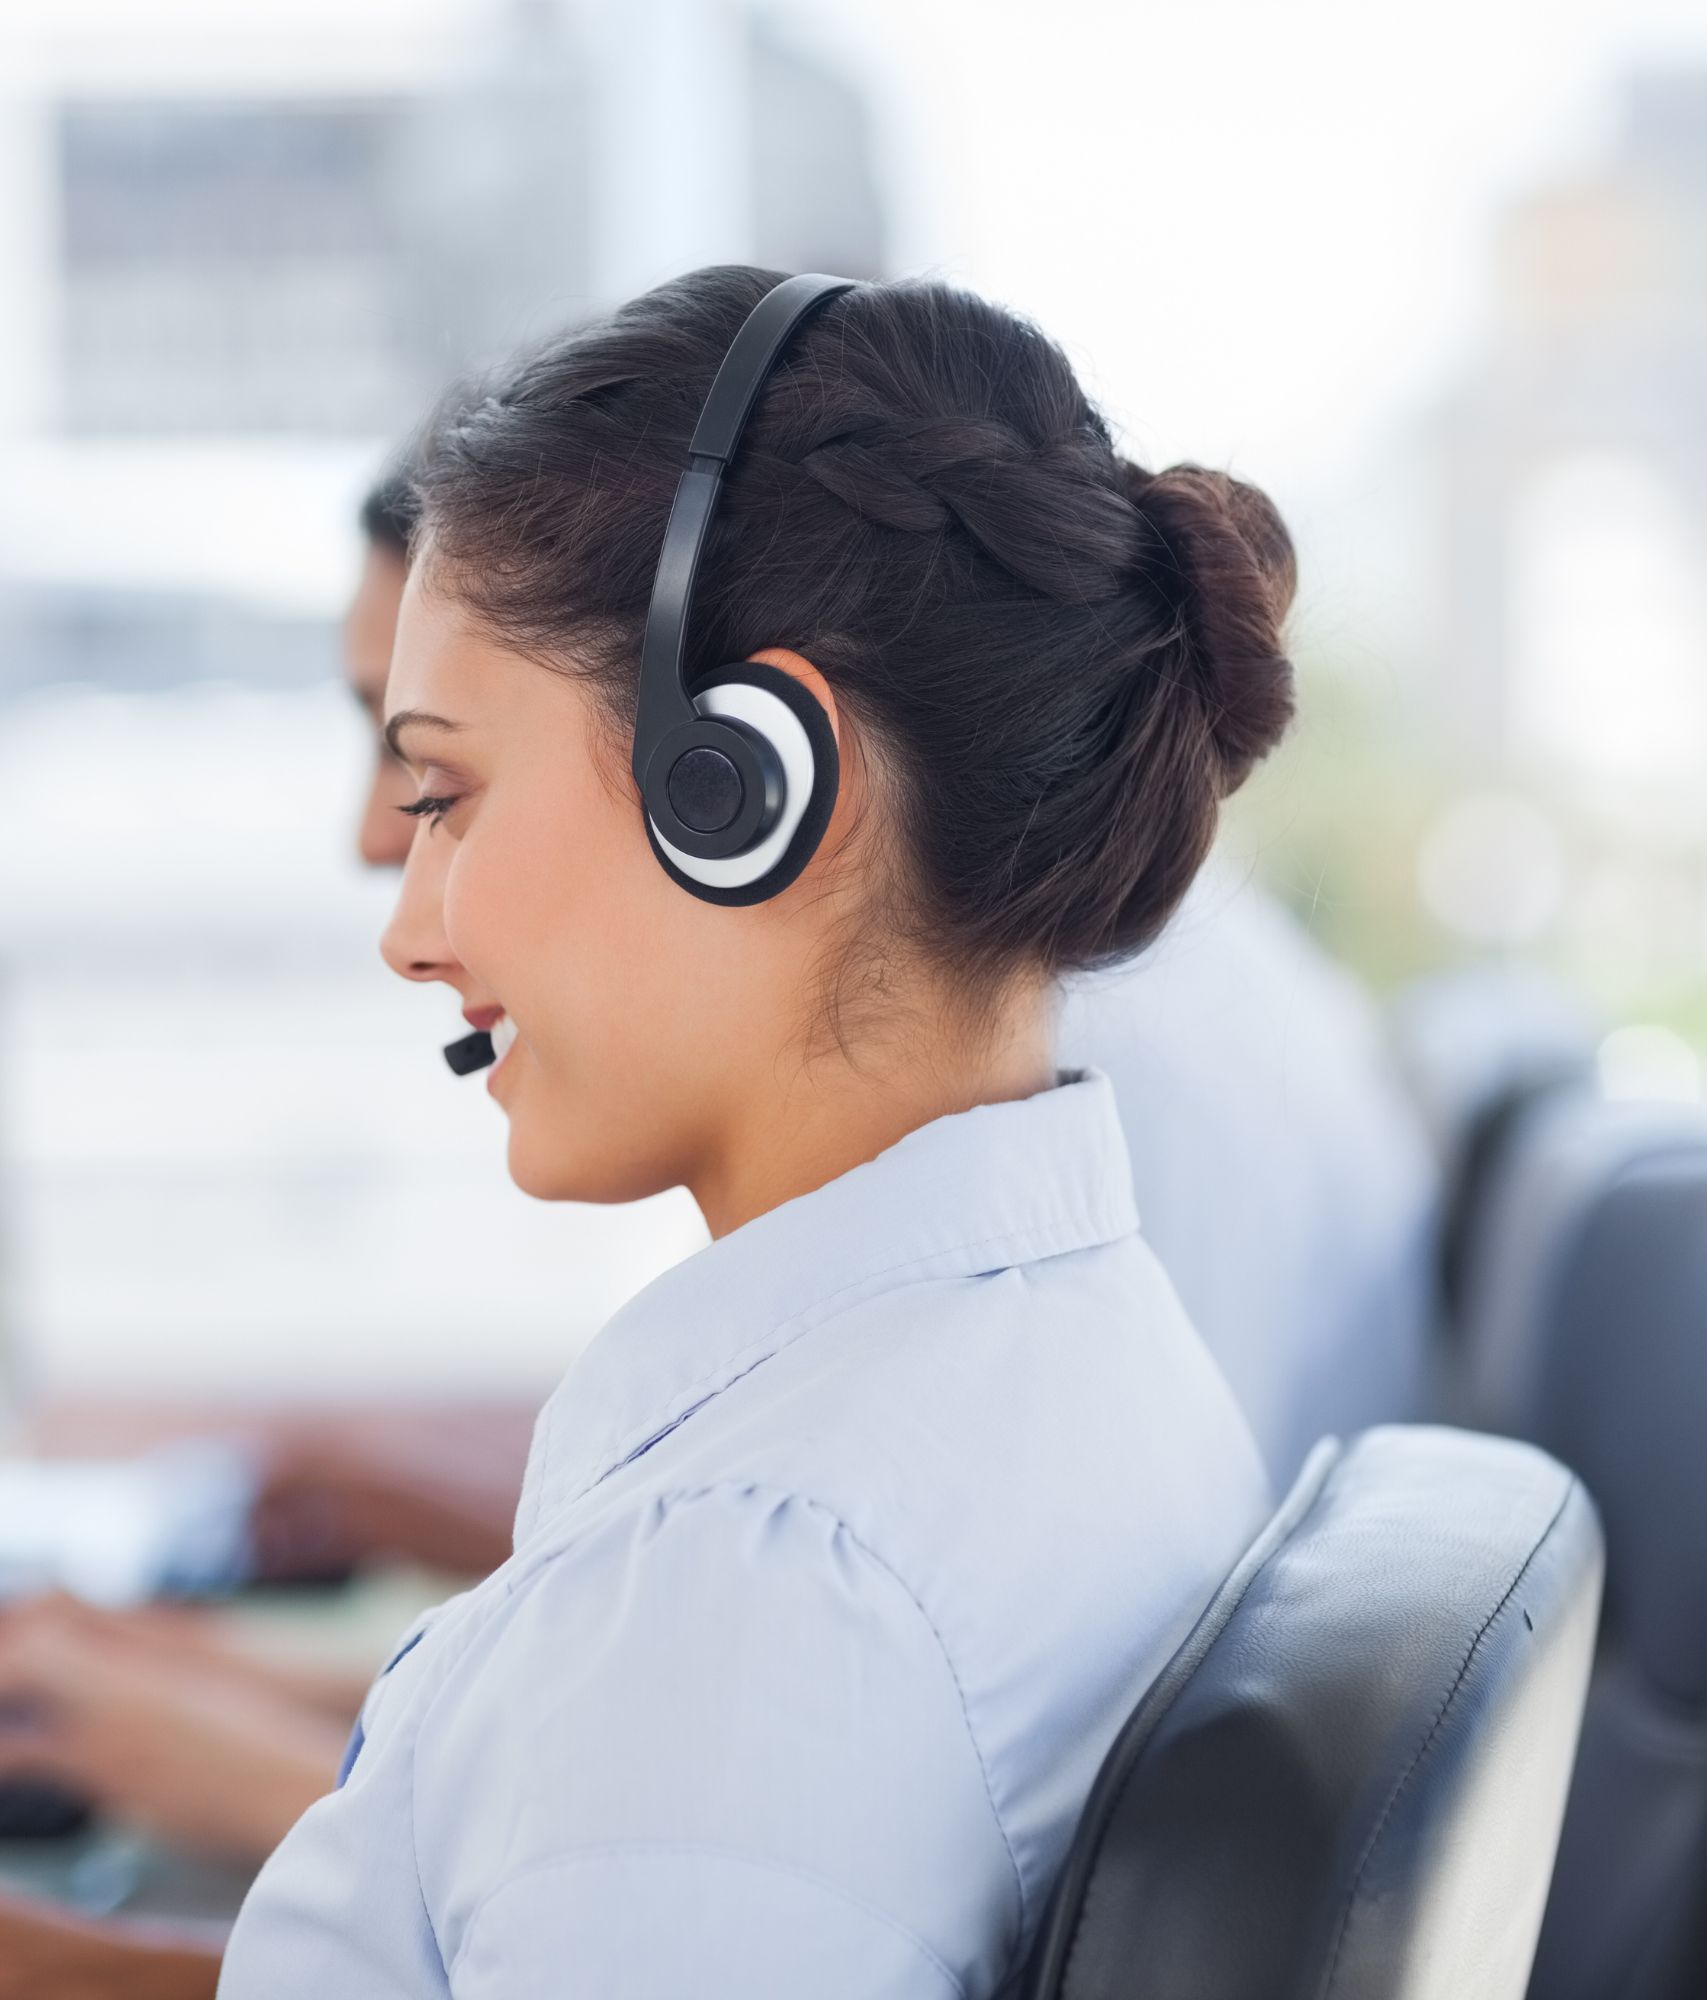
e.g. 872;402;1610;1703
1453;1090;1707;2000
1021;1425;1601;2000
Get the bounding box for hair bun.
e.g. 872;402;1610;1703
1119;459;1298;792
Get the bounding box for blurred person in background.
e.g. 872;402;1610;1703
0;472;506;1998
0;468;519;1781
229;471;532;1587
1059;862;1438;1487
23;470;529;1590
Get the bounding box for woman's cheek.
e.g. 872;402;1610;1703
440;826;516;992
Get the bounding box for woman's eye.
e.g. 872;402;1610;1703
398;793;460;831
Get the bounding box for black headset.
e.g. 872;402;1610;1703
445;271;857;1075
632;270;856;906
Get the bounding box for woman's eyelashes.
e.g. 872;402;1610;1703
398;793;462;831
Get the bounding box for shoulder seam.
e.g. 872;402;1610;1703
654;1477;1031;1954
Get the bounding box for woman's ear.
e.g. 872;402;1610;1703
743;646;874;850
644;647;847;909
746;648;841;751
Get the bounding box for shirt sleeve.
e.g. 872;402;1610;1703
411;1481;1022;1999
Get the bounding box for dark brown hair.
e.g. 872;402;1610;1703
411;265;1296;999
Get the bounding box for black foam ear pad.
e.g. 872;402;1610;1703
642;661;840;908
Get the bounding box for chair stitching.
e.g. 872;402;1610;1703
1317;1477;1581;2000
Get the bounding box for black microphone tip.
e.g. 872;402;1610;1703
443;1028;496;1076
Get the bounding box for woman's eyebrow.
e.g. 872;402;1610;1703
384;709;465;762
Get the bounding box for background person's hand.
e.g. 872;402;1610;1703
23;1397;535;1584
0;1595;348;1861
246;1406;533;1581
10;1594;372;1722
0;1889;221;2000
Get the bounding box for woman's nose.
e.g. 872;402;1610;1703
380;828;462;984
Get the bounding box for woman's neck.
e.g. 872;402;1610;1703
690;983;1056;1241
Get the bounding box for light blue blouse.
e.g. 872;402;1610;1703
218;1067;1270;1999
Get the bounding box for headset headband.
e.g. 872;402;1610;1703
630;274;857;797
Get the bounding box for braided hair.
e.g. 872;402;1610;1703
411;266;1296;996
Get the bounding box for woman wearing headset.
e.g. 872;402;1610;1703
219;266;1296;1998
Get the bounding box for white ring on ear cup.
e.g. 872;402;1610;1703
650;679;817;889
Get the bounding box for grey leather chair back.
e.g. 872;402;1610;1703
1022;1426;1601;2000
1455;1092;1707;2000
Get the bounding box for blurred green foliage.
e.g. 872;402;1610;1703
1219;657;1466;994
1219;655;1707;1065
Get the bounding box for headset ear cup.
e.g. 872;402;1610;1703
643;663;840;908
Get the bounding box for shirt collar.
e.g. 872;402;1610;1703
514;1065;1138;1543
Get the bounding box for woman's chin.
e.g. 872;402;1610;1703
504;1124;668;1207
505;1128;582;1203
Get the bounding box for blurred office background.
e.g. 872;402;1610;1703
1;0;1704;1408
